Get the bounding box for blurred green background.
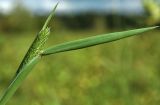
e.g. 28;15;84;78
0;0;160;105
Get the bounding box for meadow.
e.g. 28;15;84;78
0;28;160;105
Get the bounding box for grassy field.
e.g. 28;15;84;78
0;29;160;105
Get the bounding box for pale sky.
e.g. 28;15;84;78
0;0;145;15
0;0;14;14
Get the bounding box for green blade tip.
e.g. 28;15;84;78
42;2;59;30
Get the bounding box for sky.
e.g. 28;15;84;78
0;0;14;14
0;0;145;15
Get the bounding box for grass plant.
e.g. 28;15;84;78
0;3;158;105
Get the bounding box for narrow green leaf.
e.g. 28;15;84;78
42;26;158;56
42;2;59;30
0;56;41;105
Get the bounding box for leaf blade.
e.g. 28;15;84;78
42;26;158;56
42;2;59;30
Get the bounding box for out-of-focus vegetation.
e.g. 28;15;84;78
0;0;160;105
0;0;160;33
143;0;160;25
0;30;160;105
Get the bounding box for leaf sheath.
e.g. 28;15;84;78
0;56;40;105
16;3;58;75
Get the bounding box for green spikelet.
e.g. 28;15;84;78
16;3;58;75
16;28;50;74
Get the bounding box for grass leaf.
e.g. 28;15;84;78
0;56;40;105
42;2;59;30
42;26;158;56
